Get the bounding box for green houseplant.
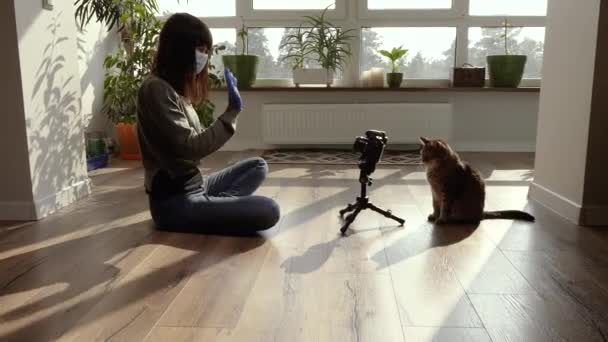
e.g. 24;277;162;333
221;23;259;89
76;0;162;159
75;0;159;31
379;46;408;88
101;0;161;159
487;19;528;87
280;25;308;71
280;6;355;87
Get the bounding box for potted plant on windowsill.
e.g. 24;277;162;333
221;24;259;89
280;26;317;86
487;19;527;88
379;46;408;88
280;6;355;87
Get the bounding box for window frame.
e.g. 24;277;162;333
359;0;458;20
157;0;547;87
243;0;347;20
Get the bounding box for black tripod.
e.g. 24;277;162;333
339;173;405;234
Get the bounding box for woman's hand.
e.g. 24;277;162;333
225;68;243;112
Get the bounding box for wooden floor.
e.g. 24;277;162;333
1;151;608;342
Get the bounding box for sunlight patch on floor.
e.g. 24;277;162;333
486;169;534;181
0;211;150;260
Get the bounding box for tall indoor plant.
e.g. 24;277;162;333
76;0;162;159
280;6;355;87
221;23;259;89
487;19;528;87
379;46;408;88
101;1;160;159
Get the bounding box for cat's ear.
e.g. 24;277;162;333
419;137;430;145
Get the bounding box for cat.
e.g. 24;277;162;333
419;137;535;225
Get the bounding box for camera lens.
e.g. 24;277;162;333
353;137;367;154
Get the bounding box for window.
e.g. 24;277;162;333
469;0;547;16
157;0;547;86
468;27;545;78
246;28;294;79
209;29;237;72
362;28;456;79
253;0;335;10
245;28;333;79
156;0;235;17
367;0;452;10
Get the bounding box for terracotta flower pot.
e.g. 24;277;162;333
116;122;141;160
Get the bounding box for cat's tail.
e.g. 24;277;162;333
482;211;535;222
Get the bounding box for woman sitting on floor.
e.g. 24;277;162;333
137;13;280;234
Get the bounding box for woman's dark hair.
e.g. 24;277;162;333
153;13;213;104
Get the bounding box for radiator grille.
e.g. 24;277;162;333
262;103;452;144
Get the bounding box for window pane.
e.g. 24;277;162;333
468;27;545;78
253;0;335;10
209;29;237;76
157;0;235;17
248;28;328;79
247;28;290;79
361;27;456;79
470;0;547;16
368;0;452;10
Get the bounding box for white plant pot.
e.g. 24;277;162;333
293;68;335;87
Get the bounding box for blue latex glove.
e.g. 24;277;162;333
225;67;243;112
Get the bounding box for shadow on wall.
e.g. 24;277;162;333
76;21;118;137
28;12;88;217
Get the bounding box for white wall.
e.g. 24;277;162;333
530;0;605;225
10;0;91;219
0;0;35;218
533;0;599;205
209;91;539;152
77;20;118;133
581;0;608;224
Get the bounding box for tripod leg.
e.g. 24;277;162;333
339;202;357;216
340;207;363;235
367;203;405;226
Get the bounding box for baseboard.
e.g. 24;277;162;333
452;141;536;152
0;201;37;221
33;178;92;220
529;182;582;225
580;206;608;226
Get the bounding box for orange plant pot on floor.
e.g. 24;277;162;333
116;122;141;160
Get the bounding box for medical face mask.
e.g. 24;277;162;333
195;50;209;74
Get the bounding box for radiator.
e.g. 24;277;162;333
262;103;452;144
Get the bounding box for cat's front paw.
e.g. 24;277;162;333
428;214;438;222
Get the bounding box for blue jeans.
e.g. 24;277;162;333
149;157;280;235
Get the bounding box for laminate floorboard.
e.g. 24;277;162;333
0;152;607;341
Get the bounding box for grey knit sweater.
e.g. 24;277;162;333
137;75;239;192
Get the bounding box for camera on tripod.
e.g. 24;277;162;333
339;130;404;235
353;130;388;180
